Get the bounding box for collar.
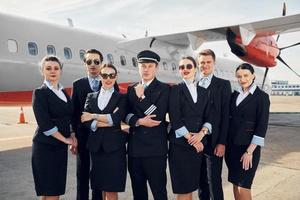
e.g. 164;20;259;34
199;73;213;80
237;84;257;94
44;80;63;90
100;86;114;94
183;78;196;86
88;75;100;82
141;78;154;87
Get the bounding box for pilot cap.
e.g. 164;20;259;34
137;50;160;64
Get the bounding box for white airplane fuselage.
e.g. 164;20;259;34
0;12;270;105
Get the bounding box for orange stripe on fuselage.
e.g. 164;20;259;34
0;83;131;106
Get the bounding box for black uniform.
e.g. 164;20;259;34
71;77;102;200
126;78;169;200
31;84;72;196
225;87;270;189
168;82;211;194
198;76;231;200
83;90;128;192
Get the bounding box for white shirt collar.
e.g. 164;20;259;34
237;84;257;95
44;80;63;90
142;78;154;87
88;75;100;81
183;78;196;86
100;86;114;94
199;72;213;80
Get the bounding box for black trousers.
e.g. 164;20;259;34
198;146;224;200
128;156;168;200
76;136;102;200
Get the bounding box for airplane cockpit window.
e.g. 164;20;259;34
7;39;18;53
64;47;72;60
120;55;126;66
163;61;168;70
79;49;85;61
107;54;114;64
171;63;176;71
132;57;138;67
47;45;56;56
28;42;38;56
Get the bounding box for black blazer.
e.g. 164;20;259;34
32;84;73;146
228;87;270;145
205;76;231;147
169;82;212;147
126;78;170;157
83;90;127;153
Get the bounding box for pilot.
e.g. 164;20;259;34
31;56;77;200
125;50;170;200
168;56;212;200
197;49;231;200
225;63;270;200
71;49;103;200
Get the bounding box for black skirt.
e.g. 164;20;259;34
90;146;127;192
31;142;68;196
225;144;261;189
168;143;203;194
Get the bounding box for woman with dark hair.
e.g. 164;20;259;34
168;56;212;200
32;56;77;200
81;64;127;200
225;63;270;200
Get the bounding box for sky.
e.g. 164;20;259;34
1;0;300;83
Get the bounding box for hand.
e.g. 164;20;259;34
64;137;74;145
214;144;225;157
184;133;192;140
96;121;113;127
81;112;93;122
193;142;204;153
240;152;253;170
71;132;78;148
188;132;205;146
138;115;161;127
134;84;145;98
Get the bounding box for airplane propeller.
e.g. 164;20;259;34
262;2;300;89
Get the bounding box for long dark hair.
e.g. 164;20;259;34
181;56;197;68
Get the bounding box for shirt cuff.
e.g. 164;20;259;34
43;126;58;136
106;114;113;126
90;120;97;132
202;122;212;135
175;126;189;138
251;135;265;146
125;113;134;124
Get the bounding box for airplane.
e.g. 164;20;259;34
1;6;300;106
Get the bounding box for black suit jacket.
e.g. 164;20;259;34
169;82;212;147
205;75;231;148
32;84;73;146
83;91;127;153
71;77;96;145
228;87;270;145
126;78;170;157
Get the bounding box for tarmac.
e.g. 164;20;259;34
0;96;300;200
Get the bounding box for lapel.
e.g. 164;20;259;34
180;82;197;110
83;77;93;93
91;90;120;113
235;88;259;110
43;83;70;104
144;78;161;104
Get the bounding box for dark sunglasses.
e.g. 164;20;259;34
101;73;117;79
179;64;194;70
86;59;100;65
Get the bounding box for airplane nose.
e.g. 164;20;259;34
226;28;247;57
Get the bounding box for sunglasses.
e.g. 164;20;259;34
178;64;194;70
86;59;101;65
101;73;117;79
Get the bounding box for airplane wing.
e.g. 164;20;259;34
118;13;300;51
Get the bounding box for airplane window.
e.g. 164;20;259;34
132;57;138;67
7;39;18;53
171;63;176;71
79;49;85;61
64;47;72;59
120;55;126;66
107;54;114;64
163;61;168;70
47;45;56;56
28;42;38;56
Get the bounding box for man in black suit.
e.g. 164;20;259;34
125;50;169;200
197;49;231;200
71;49;103;200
